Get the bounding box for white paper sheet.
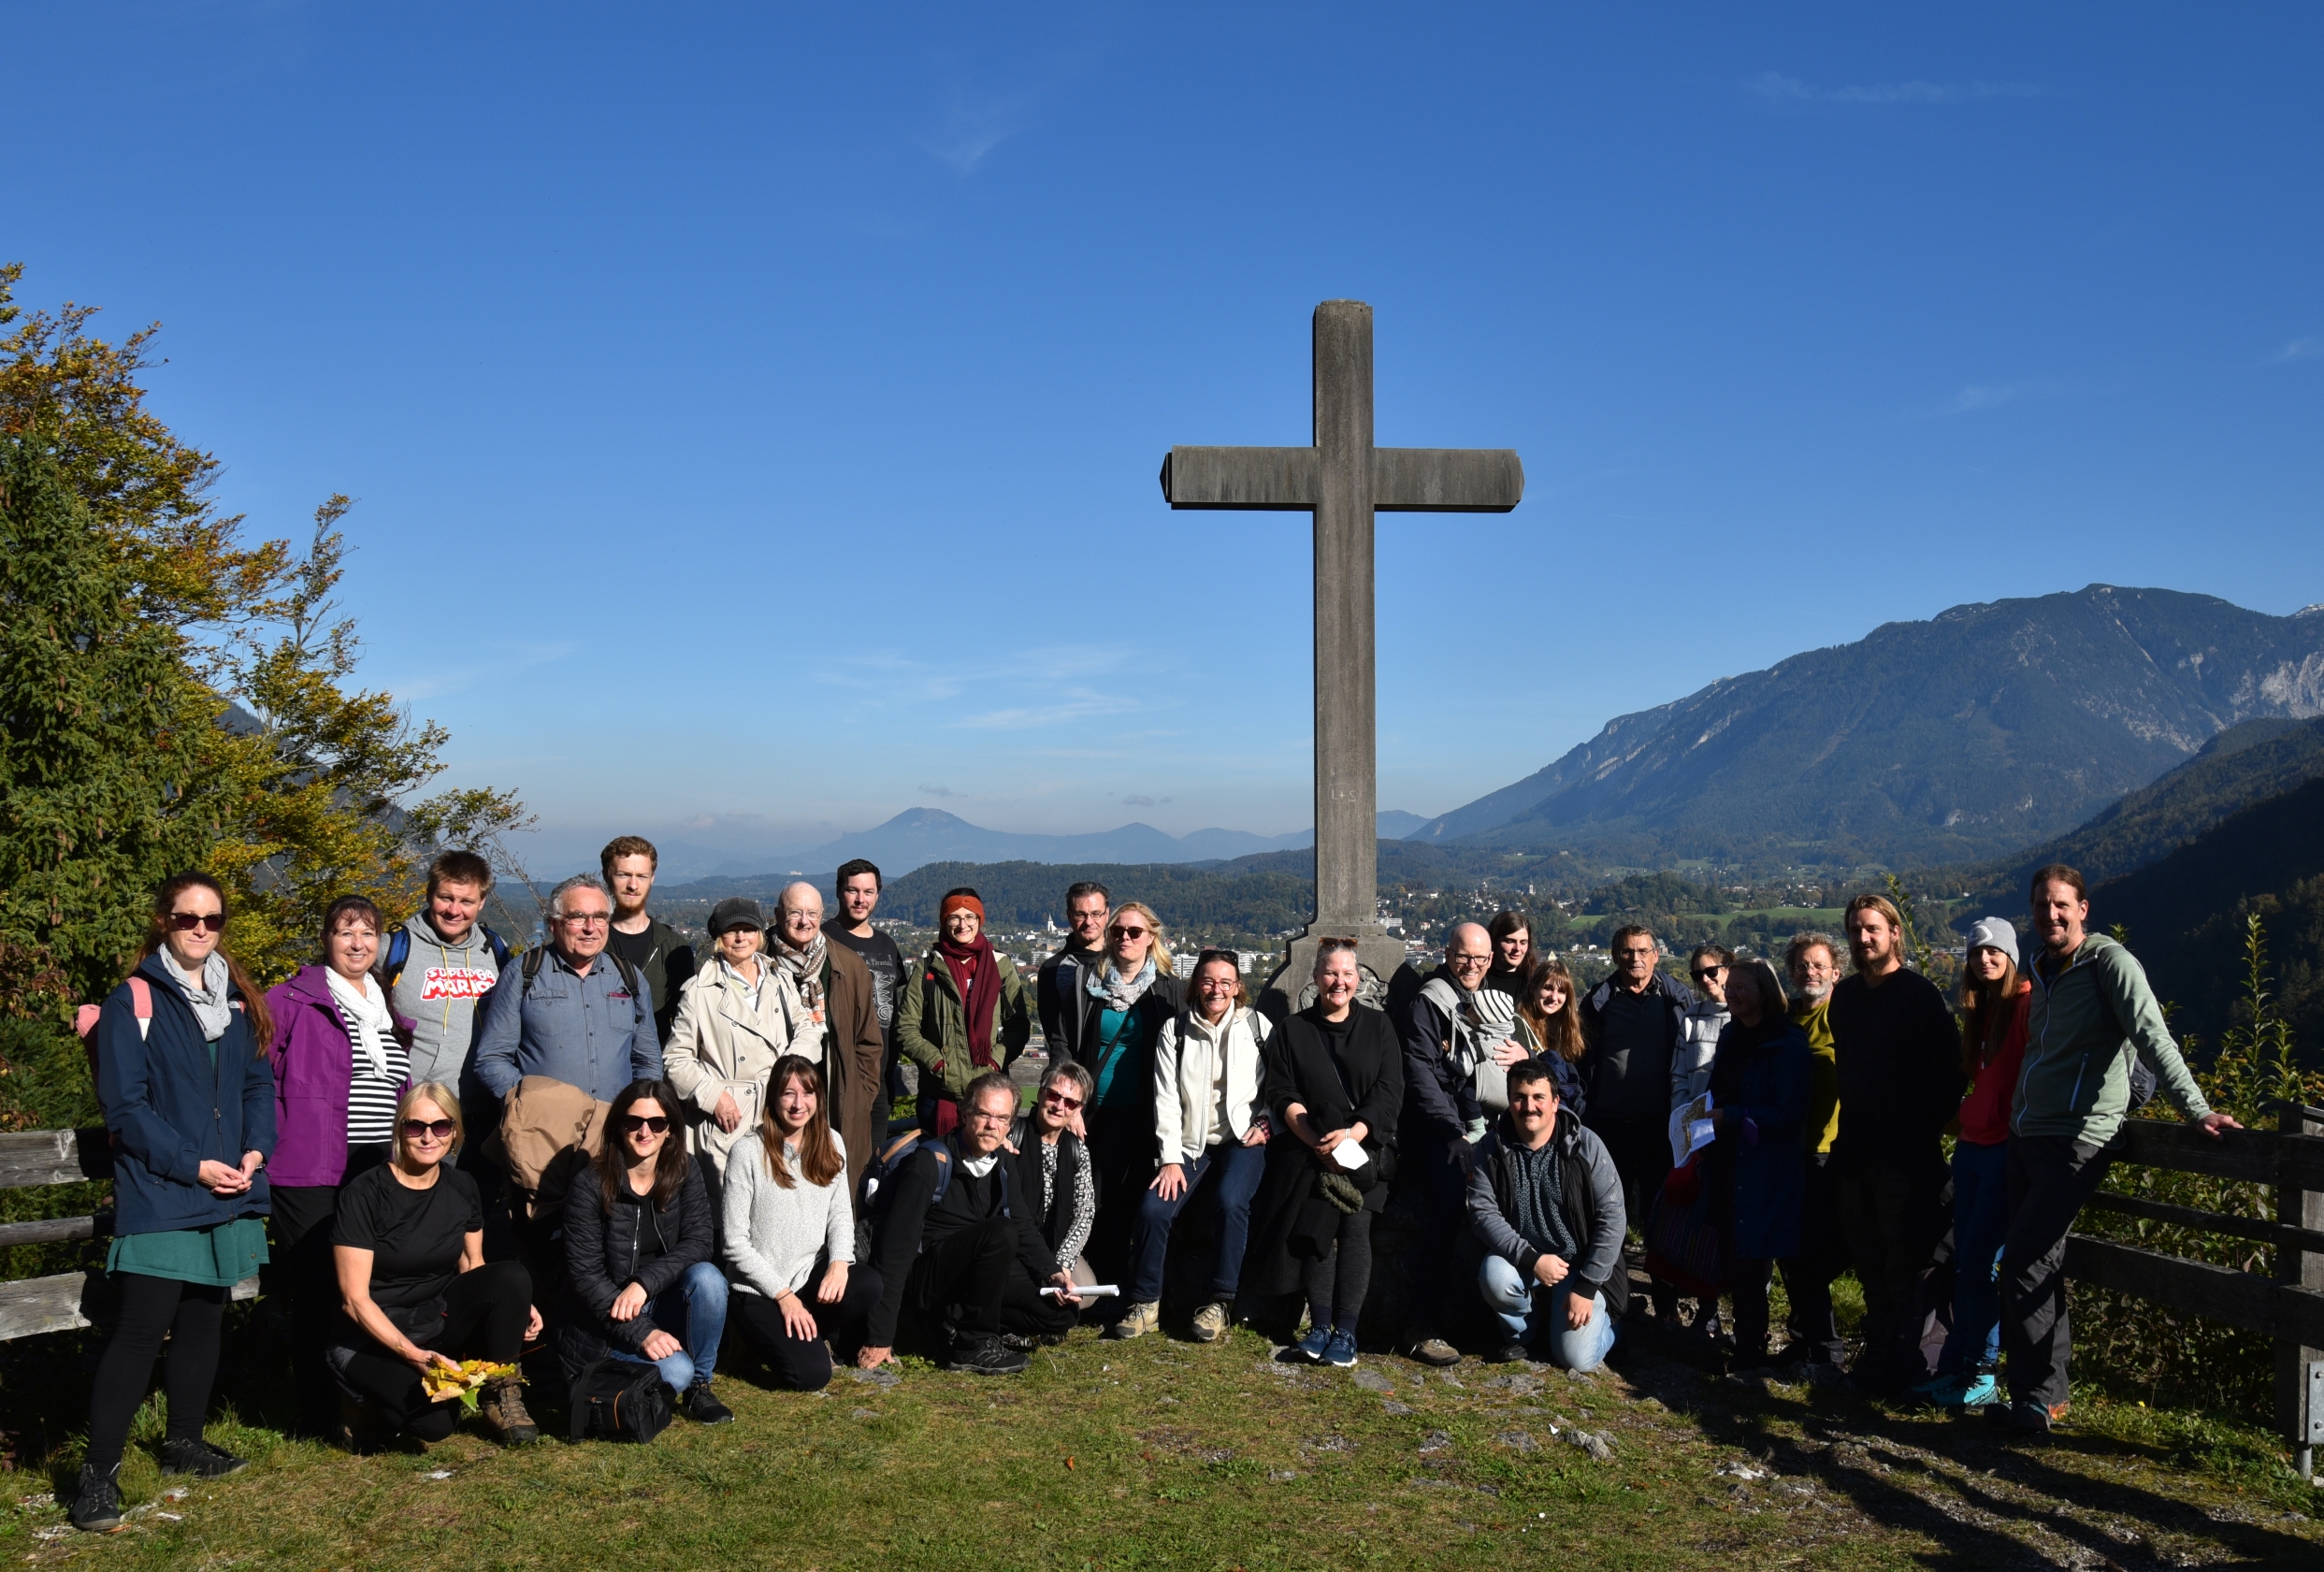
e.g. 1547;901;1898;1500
1669;1092;1717;1167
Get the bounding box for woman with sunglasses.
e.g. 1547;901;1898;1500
1675;945;1733;1113
1112;950;1273;1343
1013;1062;1099;1299
1064;901;1183;1292
264;895;418;1438
72;873;277;1533
562;1079;731;1422
725;1056;882;1390
895;889;1032;1138
328;1083;541;1449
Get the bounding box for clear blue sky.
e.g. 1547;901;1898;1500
9;4;2320;873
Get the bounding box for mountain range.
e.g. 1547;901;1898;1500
1412;585;2324;869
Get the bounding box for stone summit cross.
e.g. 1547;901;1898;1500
1161;300;1523;1015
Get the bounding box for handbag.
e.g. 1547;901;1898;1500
568;1358;672;1444
1642;1167;1725;1301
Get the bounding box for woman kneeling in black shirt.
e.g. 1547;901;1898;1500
329;1083;541;1446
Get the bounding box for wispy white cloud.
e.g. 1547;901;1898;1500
925;90;1027;175
1905;377;2080;420
1748;72;2043;106
2274;336;2324;364
951;687;1145;730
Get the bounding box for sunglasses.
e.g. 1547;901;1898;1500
619;1115;671;1135
1692;966;1725;981
1108;925;1148;940
1039;1089;1084;1111
400;1118;456;1141
167;911;226;933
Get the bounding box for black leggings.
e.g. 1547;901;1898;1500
338;1260;532;1442
731;1266;885;1392
1301;1209;1373;1334
87;1274;228;1473
910;1217;1076;1345
269;1147;389;1435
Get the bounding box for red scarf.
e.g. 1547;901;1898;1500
931;933;1002;1136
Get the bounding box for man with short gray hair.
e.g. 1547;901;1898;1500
471;873;662;1105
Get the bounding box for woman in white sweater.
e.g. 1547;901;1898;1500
1110;951;1273;1344
721;1056;882;1390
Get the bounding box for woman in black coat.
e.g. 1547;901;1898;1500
1245;940;1403;1368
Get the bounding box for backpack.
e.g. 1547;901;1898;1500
859;1128;955;1219
520;945;641;1001
74;977;152;1121
382;923;512;991
568;1358;671;1444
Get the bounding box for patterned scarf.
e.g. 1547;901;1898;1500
1087;956;1156;1013
771;930;829;1041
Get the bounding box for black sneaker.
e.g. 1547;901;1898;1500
68;1464;122;1533
1493;1340;1534;1364
158;1436;248;1478
685;1382;735;1425
943;1338;1031;1376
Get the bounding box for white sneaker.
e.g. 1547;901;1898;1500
1105;1300;1161;1340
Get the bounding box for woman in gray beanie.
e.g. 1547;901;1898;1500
1918;916;2029;1409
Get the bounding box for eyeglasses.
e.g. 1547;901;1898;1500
167;911;226;932
1692;966;1726;982
1108;925;1148;940
1039;1089;1084;1111
619;1115;671;1134
558;912;611;928
400;1118;456;1141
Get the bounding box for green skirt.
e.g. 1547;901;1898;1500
108;1217;270;1288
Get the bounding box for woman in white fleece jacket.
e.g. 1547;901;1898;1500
722;1056;882;1390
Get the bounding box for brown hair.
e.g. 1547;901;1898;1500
1517;956;1586;1063
758;1056;843;1190
2029;863;2087;903
1844;893;1904;935
1191;949;1249;1011
321;895;382;959
141;872;272;1054
1960;955;2026;1073
599;835;658;878
426;849;494;898
1726;957;1791;1022
596;1078;691;1212
1486;910;1533;971
1689;942;1733;969
1784;931;1839;973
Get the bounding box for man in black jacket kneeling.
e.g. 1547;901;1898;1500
860;1073;1082;1375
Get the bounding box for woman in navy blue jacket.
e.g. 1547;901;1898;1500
70;873;277;1534
1701;957;1811;1372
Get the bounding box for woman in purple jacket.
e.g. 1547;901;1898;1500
266;896;414;1438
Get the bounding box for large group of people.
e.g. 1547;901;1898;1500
67;844;2237;1531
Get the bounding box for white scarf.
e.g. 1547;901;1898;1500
1089;957;1156;1013
325;966;396;1079
167;952;236;1042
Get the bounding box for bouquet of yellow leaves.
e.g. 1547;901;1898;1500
420;1360;521;1411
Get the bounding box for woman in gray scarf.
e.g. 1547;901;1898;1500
1067;901;1185;1292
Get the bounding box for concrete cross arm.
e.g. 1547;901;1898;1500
1159;445;1523;512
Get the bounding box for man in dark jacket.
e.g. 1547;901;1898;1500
601;835;695;1045
1827;893;1964;1396
861;1074;1081;1375
1393;923;1499;1366
1467;1060;1626;1369
1578;925;1695;1320
1035;880;1111;1061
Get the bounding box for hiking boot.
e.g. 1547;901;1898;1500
1990;1398;2067;1435
477;1375;540;1445
1322;1328;1359;1369
67;1464;122;1533
1190;1302;1231;1343
1493;1340;1534;1365
158;1436;248;1478
1106;1300;1161;1341
1402;1335;1460;1368
684;1382;734;1425
944;1338;1030;1376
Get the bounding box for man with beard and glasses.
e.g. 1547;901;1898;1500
1037;881;1112;1065
1774;931;1847;1371
766;884;887;1195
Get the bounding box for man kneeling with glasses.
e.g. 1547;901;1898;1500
860;1074;1081;1374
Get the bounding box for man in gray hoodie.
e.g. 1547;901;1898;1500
1466;1060;1626;1370
379;849;512;1089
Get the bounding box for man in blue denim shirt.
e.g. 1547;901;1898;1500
472;873;662;1105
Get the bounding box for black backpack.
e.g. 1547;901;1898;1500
568;1359;671;1444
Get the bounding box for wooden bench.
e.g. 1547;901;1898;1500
0;1127;259;1340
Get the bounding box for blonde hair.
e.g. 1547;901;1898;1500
393;1082;465;1164
1108;901;1174;976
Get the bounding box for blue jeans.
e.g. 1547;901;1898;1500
606;1261;728;1390
1127;1141;1269;1304
1937;1140;2009;1376
1478;1254;1616;1372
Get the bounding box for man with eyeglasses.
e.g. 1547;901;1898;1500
1578;924;1696;1325
1036;881;1112;1064
860;1073;1081;1376
472;873;664;1109
1776;932;1848;1371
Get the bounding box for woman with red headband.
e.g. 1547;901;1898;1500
894;888;1033;1137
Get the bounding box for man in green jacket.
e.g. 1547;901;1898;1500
1999;863;2240;1435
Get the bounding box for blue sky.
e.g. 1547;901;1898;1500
8;3;2320;873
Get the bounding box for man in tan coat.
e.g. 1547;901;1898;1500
768;882;887;1195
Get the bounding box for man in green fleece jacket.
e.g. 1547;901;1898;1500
1999;863;2240;1435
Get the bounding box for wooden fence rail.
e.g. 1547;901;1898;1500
2070;1105;2324;1478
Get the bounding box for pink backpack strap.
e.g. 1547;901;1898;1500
127;976;152;1020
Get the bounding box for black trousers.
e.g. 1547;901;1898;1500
1730;1256;1775;1359
268;1145;390;1436
1590;1112;1675;1311
1301;1208;1374;1334
2000;1133;2111;1411
731;1266;885;1392
1082;1104;1156;1286
908;1216;1076;1346
1780;1152;1849;1364
1401;1136;1470;1338
337;1259;532;1442
1837;1155;1948;1389
86;1275;228;1473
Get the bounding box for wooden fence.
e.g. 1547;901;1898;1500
2069;1103;2324;1478
0;1127;256;1340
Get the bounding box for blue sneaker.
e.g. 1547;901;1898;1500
1293;1326;1335;1363
1322;1328;1358;1368
1927;1372;2000;1408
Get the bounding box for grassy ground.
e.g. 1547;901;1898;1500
7;1312;2321;1572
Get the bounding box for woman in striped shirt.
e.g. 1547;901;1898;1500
266;896;415;1437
